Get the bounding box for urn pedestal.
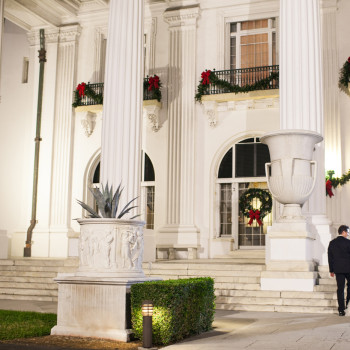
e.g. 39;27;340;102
260;130;323;292
51;219;155;341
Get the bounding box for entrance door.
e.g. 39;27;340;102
238;182;271;248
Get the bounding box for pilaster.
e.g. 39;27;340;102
49;25;81;256
100;0;144;212
158;5;200;247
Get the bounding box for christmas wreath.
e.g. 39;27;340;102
239;188;272;226
195;69;279;102
338;57;350;91
144;75;162;102
72;82;103;108
326;169;350;197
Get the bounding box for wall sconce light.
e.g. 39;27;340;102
142;300;154;348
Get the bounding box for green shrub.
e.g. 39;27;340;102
131;277;215;345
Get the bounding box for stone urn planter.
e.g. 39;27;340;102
77;218;145;278
260;129;323;220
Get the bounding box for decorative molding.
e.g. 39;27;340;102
201;101;217;127
143;100;162;132
27;28;59;46
164;5;200;27
59;24;81;43
80;111;100;137
202;95;279;127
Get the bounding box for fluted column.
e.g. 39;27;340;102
321;5;342;232
49;26;81;237
280;0;327;218
100;0;144;211
159;5;200;245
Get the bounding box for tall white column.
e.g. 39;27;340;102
49;26;81;254
158;5;200;246
322;4;343;230
261;0;331;291
100;0;144;211
280;0;326;217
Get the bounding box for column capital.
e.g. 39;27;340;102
27;28;59;46
164;5;200;27
58;25;81;43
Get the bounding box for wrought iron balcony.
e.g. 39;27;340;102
196;65;279;100
73;77;161;108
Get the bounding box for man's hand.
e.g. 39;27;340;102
330;272;335;277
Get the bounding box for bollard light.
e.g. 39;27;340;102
142;300;154;348
142;300;154;317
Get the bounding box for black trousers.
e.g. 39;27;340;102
335;273;350;312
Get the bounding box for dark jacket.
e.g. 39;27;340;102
328;236;350;273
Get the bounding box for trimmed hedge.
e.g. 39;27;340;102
131;277;215;345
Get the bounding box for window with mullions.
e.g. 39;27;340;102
217;137;271;245
141;152;155;229
229;18;277;70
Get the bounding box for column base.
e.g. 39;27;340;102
262;220;317;292
52;275;156;342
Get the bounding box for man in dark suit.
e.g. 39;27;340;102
328;225;350;316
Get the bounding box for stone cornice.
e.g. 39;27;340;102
164;5;200;27
27;28;60;46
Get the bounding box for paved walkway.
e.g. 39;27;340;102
1;300;350;349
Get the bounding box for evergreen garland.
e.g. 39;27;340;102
72;82;103;108
239;188;272;221
326;169;350;195
144;75;162;102
195;70;279;102
338;57;350;91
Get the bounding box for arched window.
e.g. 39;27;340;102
216;137;272;248
141;152;155;229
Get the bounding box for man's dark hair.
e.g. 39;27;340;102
338;225;349;235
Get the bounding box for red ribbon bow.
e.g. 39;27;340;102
326;179;334;197
201;70;211;85
248;209;262;226
347;57;350;64
77;83;86;97
148;75;159;91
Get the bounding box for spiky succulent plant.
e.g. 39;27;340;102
77;183;139;219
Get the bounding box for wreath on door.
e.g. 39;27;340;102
239;188;272;226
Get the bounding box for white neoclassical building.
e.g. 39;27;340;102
0;0;350;295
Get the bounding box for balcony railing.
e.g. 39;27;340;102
73;78;161;108
200;65;279;97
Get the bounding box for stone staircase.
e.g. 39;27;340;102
143;255;338;314
0;254;338;314
0;258;78;302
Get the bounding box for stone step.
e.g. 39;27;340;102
0;270;58;278
0;294;58;302
214;282;261;291
216;303;335;314
318;278;337;285
144;262;265;271
0;288;58;297
281;291;336;300
314;285;337;292
0;258;78;267
0;276;56;284
0;282;57;290
314;284;337;293
217;295;337;307
145;268;262;278
0;265;76;273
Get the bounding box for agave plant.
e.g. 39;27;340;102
77;183;139;219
